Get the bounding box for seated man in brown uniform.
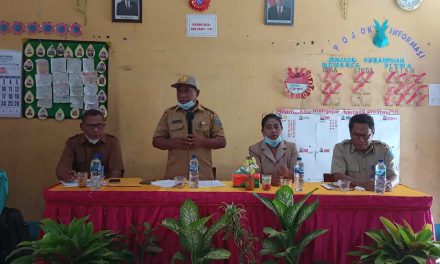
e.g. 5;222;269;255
331;113;399;191
152;74;226;180
56;109;124;181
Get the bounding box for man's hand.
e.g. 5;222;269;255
170;137;191;150
188;134;207;149
385;180;393;192
61;170;76;182
355;179;375;191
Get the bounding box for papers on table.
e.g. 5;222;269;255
151;180;226;188
60;180;90;187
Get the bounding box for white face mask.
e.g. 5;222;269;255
85;135;100;144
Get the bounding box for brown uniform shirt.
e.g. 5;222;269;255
249;140;298;177
153;103;225;180
57;133;124;177
331;139;398;181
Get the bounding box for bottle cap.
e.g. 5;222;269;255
297;157;302;160
378;159;384;162
192;154;197;159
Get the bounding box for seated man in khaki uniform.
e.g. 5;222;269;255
331;114;399;191
56;109;124;181
152;74;226;180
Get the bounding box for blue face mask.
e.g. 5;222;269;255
178;100;195;110
264;135;283;147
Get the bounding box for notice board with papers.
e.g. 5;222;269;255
22;39;109;120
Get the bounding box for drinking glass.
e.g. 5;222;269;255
77;172;88;188
90;175;101;191
261;174;272;191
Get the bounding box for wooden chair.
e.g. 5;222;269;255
323;173;335;182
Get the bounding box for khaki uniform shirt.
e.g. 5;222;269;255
57;133;124;177
249;140;298;177
153;103;225;180
331;140;398;181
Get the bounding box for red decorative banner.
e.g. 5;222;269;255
284;67;314;99
189;0;210;12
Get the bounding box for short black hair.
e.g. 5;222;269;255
82;109;104;122
261;113;283;130
349;114;375;133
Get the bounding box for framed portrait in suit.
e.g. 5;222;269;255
265;0;294;25
112;0;142;23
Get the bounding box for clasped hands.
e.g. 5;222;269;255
172;134;206;150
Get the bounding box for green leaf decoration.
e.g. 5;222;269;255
275;185;294;207
260;238;281;256
180;199;199;226
202;213;230;249
171;251;186;264
162;218;181;235
179;225;203;253
253;193;280;219
201;249;231;260
272;199;287;218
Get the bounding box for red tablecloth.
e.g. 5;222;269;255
43;181;433;264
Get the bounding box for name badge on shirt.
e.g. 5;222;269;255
172;119;182;124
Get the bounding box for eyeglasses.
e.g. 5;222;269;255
351;133;372;140
85;123;105;129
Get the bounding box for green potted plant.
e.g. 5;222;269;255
130;222;163;263
348;216;440;263
221;203;257;264
7;216;133;263
162;199;231;264
253;186;328;264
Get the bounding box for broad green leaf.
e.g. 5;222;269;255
403;219;415;237
263;227;286;239
145;245;163;253
9;254;34;264
180;225;203;253
189;215;212;235
416;224;433;242
282;205;298;228
253;193;280;219
400;255;429;264
396;225;411;248
171;251;186;264
380;217;404;250
294;200;318;228
162;219;181;234
201;249;231;260
275;185;294;207
347;250;368;256
296;229;328;256
366;230;385;244
202;214;230;249
273;251;287;258
180;199;199;226
260;238;281;255
272;199;287;218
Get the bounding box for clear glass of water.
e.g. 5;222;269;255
90;175;101;191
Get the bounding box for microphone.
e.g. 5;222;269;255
186;112;195;134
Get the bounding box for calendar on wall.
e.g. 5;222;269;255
0;50;22;118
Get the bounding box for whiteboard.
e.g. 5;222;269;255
277;109;400;182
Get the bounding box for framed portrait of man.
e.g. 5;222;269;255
112;0;142;23
265;0;294;25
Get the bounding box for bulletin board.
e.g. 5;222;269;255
277;109;400;182
21;39;109;120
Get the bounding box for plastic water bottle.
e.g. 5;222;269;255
294;157;304;192
90;154;102;190
189;155;199;189
374;159;386;194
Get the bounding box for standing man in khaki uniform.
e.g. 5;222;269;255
152;75;226;180
331;114;399;191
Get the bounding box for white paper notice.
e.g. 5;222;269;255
81;71;98;84
85;103;99;110
53;72;68;84
37;99;53;109
70;96;84;109
36;85;52;99
35;59;49;74
35;74;52;87
82;58;95;72
51;58;67;73
84;84;98;95
186;14;217;37
54;95;70;103
53;83;69;96
151;180;176;188
70;84;84;96
428;84;440;106
84;94;98;104
68;73;83;85
67;58;82;73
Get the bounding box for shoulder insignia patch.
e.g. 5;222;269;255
214;117;222;127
